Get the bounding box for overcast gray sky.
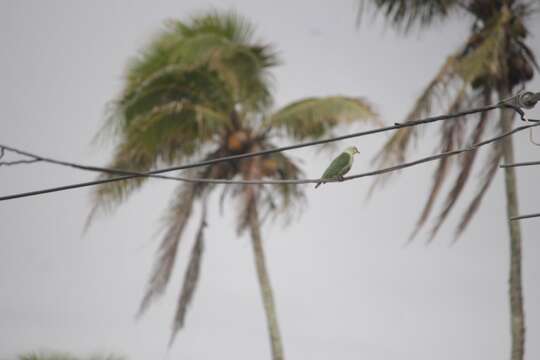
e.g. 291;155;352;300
1;1;539;360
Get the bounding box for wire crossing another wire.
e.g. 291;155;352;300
3;122;535;188
0;92;540;208
0;91;538;205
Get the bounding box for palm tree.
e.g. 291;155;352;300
88;10;378;360
359;1;538;359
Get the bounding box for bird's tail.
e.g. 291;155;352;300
314;182;322;189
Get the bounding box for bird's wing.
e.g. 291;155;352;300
321;152;351;179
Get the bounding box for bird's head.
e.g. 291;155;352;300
345;146;360;156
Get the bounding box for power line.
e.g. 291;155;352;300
0;158;42;166
0;144;186;181
511;213;540;221
0;104;505;201
0;146;43;166
501;158;540;221
1;119;538;202
0;91;537;201
345;121;540;181
500;160;540;168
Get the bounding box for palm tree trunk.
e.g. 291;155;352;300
499;95;525;360
247;204;285;360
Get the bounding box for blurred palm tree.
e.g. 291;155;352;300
87;10;378;360
359;1;538;359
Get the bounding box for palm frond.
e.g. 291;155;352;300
213;140;306;232
455;23;504;84
124;10;259;91
86;101;226;228
123;101;228;160
122;66;234;124
370;56;457;190
169;200;208;345
428;110;488;241
367;0;538;247
267;96;379;141
207;43;275;111
407;122;456;241
358;0;461;31
262;151;306;225
138;181;199;316
455;123;504;237
515;39;539;71
180;10;257;44
236;183;259;235
170;34;276;111
406;88;489;240
85;143;157;229
123;32;183;94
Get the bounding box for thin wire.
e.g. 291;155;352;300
0;96;533;201
501;91;540;146
0;158;43;166
0;101;513;186
500;160;540;168
393;103;500;127
345;121;540;181
0;146;43;166
502;107;540;221
511;213;540;221
1;120;538;201
501;98;540;221
526;114;540;146
0;145;184;181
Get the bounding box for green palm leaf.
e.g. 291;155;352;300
267;96;379;140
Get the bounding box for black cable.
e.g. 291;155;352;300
1;116;537;202
0;144;183;181
5;115;539;186
500;160;540;168
0;104;500;180
0;94;536;201
0;158;42;166
345;121;540;181
511;213;540;221
0;100;512;201
0;146;43;166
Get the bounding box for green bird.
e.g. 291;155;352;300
315;146;360;189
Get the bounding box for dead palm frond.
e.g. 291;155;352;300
365;0;537;239
169;198;208;345
138;181;199;316
361;3;535;360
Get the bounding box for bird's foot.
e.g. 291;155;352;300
337;175;345;182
